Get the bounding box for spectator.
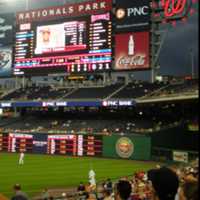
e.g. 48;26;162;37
77;182;86;195
96;184;105;200
41;188;49;200
87;193;97;200
11;184;29;200
105;179;113;193
115;180;132;200
77;182;85;193
147;167;179;200
103;190;113;200
179;181;198;200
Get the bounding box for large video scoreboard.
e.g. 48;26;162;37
14;0;112;75
0;133;103;157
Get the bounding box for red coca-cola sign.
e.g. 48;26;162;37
115;32;149;70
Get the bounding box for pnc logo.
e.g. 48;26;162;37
116;8;126;19
116;6;149;19
127;6;149;17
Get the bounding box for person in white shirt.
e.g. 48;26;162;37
19;152;25;165
89;169;96;190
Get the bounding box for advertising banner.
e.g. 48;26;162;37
115;0;150;33
115;32;150;71
173;151;189;163
0;13;14;77
33;134;48;154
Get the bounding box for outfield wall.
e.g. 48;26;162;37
0;133;151;160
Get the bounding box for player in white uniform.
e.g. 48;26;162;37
89;169;96;190
19;152;25;165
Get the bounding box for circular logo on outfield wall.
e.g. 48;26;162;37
116;137;134;158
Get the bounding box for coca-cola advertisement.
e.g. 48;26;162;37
115;32;150;70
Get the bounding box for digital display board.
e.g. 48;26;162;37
0;133;103;157
0;134;7;151
47;135;102;156
14;0;112;75
8;133;33;153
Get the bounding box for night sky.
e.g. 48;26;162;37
159;4;199;77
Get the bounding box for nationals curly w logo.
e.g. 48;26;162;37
161;0;187;17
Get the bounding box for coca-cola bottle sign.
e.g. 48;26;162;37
115;32;149;70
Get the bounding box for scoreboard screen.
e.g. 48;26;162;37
14;0;112;75
0;133;103;157
47;135;77;155
0;133;8;151
79;135;102;156
8;133;33;153
47;135;102;156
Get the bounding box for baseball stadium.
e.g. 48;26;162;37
0;0;198;200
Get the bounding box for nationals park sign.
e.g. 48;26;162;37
16;0;112;24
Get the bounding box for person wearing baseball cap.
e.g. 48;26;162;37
147;167;179;200
11;184;29;200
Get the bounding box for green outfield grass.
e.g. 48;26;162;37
0;153;158;197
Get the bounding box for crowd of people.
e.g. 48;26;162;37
0;118;182;136
0;107;189;136
73;163;198;200
0;160;198;200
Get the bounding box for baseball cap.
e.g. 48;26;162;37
147;167;179;200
